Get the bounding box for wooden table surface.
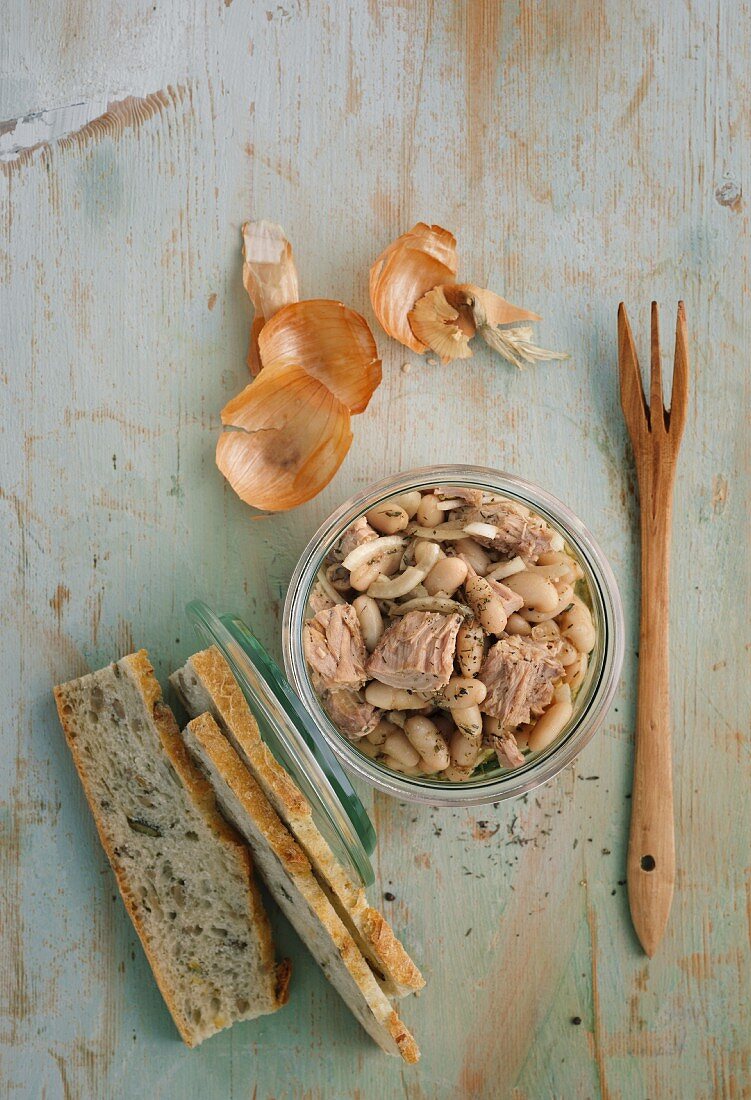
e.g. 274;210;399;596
1;3;748;1098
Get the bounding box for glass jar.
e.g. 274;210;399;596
283;464;624;808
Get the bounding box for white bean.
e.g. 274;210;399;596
392;491;422;518
366;541;440;598
326;563;352;592
519;586;574;623
366;501;409;534
341;534;406;573
464;573;508;634
403;716;450;771
350;559;384;592
530;620;560;644
557;596;596;654
449;727;482;768
504;612;532;636
441;676;487;709
504;570;559;613
450;703;483;741
357;739;380;759
380;754;422;775
538;550;584;580
352;595;384;651
485;556;526;582
455;537;491;575
382;730;421;767
431;713;455;740
527;693;573;752
379;547;403;576
456;618;485;676
423;556;468;597
416;493;443;527
559;639;579;667
565;652;589;691
442;763;475;782
364;682;432;710
366;718;399;746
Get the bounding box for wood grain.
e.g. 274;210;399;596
1;2;749;1097
619;302;689;957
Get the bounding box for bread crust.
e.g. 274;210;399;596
184;711;420;1063
174;647;425;997
54;650;285;1046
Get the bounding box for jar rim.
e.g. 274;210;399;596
282;464;624;807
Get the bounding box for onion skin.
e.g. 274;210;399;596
259;300;381;413
217;361;353;512
242;221;300;376
217;299;381;511
369;223;457;352
409;283;542;364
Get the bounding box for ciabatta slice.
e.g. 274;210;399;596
171;647;424;998
54;651;286;1046
182;711;419;1062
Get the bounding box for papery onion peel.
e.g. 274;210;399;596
370;224;567;367
242;221;300;376
369;223;458;353
259;300;381;413
217;298;381;511
409;284;541;365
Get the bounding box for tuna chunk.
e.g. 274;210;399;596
366;611;462;693
495;731;525;769
303;604;367;690
309;668;380;740
434;485;484;508
340;516;378;559
308;582;336;615
457;501;559;562
484;575;524;617
479;636;564;728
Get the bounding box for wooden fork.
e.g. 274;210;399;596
618;301;689;957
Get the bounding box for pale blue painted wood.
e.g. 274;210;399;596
1;2;748;1098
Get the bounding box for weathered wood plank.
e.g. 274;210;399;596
1;2;748;1097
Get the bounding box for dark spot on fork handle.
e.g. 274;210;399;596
640;854;656;872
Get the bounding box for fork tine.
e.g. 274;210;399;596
649;301;665;432
668;301;689;440
618;302;649;440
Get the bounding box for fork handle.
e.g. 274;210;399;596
627;498;676;956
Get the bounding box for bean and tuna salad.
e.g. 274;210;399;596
303;485;596;781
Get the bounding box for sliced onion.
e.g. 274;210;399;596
463;521;500;541
366;543;440;598
315;569;346;605
409;524;468;540
485;556;526;581
341;534;406;573
386;596;472;617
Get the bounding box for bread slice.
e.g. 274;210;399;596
181;711;419;1062
170;647;424;999
54;651;287;1046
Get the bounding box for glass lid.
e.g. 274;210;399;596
185;600;376;886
